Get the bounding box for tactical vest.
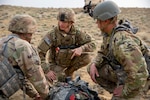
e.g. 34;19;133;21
50;27;81;66
0;35;24;98
52;26;80;48
106;19;139;64
106;19;150;82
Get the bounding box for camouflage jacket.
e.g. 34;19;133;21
2;33;49;99
38;25;96;73
94;30;149;97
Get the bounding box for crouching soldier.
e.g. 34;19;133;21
37;8;96;83
0;14;49;100
88;1;149;100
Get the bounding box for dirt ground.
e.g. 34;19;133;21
0;5;150;100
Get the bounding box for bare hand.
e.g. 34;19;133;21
34;94;43;100
71;47;82;59
113;85;123;97
45;70;56;82
89;63;99;83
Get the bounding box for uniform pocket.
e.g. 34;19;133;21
56;49;73;67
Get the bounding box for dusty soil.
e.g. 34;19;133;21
0;5;150;100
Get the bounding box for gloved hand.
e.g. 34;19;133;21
113;85;123;97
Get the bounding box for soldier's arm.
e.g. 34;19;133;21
77;30;96;52
23;79;39;98
113;31;149;96
37;32;52;73
87;46;104;72
14;40;49;99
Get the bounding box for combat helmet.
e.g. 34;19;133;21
8;14;37;34
57;8;75;22
93;0;121;21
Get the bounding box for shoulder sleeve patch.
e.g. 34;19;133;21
44;37;51;46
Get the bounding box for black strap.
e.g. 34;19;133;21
58;45;79;49
1;36;14;57
87;88;101;100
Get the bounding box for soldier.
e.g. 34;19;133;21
83;0;102;16
0;14;49;100
88;1;149;100
84;0;101;9
37;8;96;82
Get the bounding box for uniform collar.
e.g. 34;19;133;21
9;33;20;38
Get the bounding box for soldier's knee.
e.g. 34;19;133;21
80;54;92;65
71;54;91;69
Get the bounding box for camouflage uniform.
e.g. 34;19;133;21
0;14;49;99
88;30;149;99
38;26;96;77
89;1;149;99
38;8;96;79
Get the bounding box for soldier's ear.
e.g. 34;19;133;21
69;21;73;25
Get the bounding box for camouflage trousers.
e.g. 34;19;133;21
51;53;91;79
94;64;117;93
